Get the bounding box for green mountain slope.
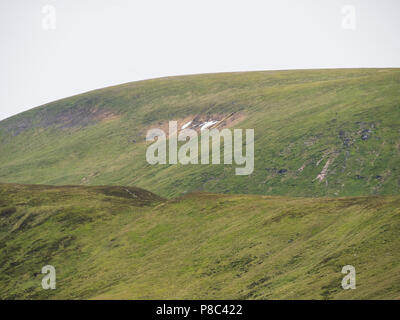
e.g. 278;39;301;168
0;69;400;198
1;183;399;299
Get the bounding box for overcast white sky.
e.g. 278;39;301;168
0;0;399;121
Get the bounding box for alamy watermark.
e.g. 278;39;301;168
41;265;56;290
42;4;57;30
146;121;254;175
341;265;356;290
341;5;356;30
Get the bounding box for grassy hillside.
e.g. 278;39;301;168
1;183;399;299
0;69;400;198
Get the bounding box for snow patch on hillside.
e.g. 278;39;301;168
181;121;192;130
200;121;218;131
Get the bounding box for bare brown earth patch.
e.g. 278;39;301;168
144;112;246;139
1;104;119;137
40;106;119;129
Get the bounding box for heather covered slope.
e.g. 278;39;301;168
0;69;400;198
0;183;399;299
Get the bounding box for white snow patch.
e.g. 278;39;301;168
181;121;192;130
200;120;218;131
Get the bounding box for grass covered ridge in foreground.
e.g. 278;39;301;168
1;183;399;299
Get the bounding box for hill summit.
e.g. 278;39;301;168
0;69;399;198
